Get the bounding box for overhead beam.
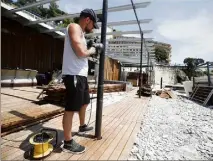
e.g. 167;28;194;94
122;64;152;67
26;2;151;25
107;46;155;51
107;43;154;47
9;0;59;13
106;53;155;57
108;55;155;59
104;19;152;26
53;30;152;39
41;19;152;33
86;30;152;37
108;38;153;42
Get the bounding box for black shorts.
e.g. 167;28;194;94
63;75;90;111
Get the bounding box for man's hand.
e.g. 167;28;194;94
88;43;104;56
88;47;96;55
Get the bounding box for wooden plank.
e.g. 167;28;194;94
1;89;138;160
70;99;139;160
45;102;126;160
46;103;122;160
118;101;149;161
166;90;177;99
109;100;147;160
43;95;132;160
96;100;142;160
67;99;137;161
50;97;135;160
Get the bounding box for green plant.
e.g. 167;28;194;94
183;58;205;80
154;46;169;63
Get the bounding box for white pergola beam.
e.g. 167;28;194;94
27;2;151;25
106;53;155;56
9;0;59;13
107;43;154;47
107;46;154;51
108;38;153;42
53;30;152;39
41;19;152;33
106;19;152;26
86;30;152;37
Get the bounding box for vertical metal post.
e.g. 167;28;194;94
160;77;163;89
207;62;211;86
193;76;195;89
130;0;144;98
147;51;150;84
139;34;144;98
95;0;108;140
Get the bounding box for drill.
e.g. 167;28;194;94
86;36;104;62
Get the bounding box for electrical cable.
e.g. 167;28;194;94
86;82;96;126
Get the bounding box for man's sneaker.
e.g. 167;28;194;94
61;139;86;154
78;124;93;135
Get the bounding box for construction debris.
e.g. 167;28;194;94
137;85;152;97
38;83;126;104
129;95;213;160
154;88;177;99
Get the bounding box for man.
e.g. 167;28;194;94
61;9;101;154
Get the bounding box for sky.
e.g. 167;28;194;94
55;0;213;64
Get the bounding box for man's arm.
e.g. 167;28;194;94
68;24;96;57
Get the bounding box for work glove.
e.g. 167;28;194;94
93;43;104;54
88;46;97;56
88;43;104;56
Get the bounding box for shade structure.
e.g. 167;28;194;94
26;2;151;25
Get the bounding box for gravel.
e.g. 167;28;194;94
128;95;213;160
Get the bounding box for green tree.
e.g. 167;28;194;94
183;57;204;80
58;18;74;28
15;0;36;6
38;6;49;18
2;0;13;4
13;0;73;27
154;46;169;63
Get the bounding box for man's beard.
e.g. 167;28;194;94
85;25;92;34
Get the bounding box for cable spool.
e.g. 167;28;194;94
29;128;57;159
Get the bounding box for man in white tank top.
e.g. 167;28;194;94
61;9;100;154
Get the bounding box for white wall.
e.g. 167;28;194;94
154;66;185;86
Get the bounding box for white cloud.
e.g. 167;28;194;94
157;10;213;64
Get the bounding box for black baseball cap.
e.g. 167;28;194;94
80;8;99;29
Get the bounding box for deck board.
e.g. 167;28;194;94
1;87;149;160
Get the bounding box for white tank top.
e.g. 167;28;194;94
62;24;88;77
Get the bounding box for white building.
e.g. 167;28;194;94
106;35;155;66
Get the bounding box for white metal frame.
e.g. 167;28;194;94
41;19;152;33
26;2;151;25
2;0;155;66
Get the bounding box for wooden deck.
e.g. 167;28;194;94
1;87;64;135
1;87;149;160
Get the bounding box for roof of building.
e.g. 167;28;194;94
1;2;65;39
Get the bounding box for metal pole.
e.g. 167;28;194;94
160;77;163;89
207;62;211;86
95;0;108;140
147;51;150;84
130;0;144;98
